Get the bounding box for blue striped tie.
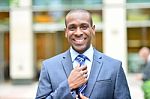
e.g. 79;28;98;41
75;54;89;94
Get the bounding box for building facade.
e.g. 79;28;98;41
0;0;150;83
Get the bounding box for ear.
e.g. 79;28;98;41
92;25;95;36
64;28;67;38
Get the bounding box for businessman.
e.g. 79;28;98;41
36;9;131;99
136;47;150;99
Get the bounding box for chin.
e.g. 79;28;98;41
72;45;87;53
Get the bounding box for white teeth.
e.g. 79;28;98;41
75;39;84;43
76;39;84;42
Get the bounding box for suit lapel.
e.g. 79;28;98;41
85;49;103;97
61;50;73;77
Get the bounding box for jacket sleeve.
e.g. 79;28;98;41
35;62;75;99
142;62;150;81
114;63;131;99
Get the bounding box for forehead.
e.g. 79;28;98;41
66;12;90;26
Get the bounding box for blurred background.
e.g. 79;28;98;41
0;0;150;98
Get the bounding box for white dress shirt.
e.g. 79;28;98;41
70;45;94;78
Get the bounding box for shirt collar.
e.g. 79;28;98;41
70;45;94;62
148;54;150;61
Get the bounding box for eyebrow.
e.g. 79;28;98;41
67;23;89;27
67;24;76;27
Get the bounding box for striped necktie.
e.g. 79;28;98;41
75;54;89;94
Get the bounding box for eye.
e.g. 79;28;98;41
68;25;76;31
80;24;89;30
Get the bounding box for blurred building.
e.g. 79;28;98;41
0;0;150;84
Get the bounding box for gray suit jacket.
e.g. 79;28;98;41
36;49;131;99
142;61;150;81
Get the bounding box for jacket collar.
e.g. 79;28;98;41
61;49;103;97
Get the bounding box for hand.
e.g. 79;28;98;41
68;64;88;90
135;73;143;80
80;93;89;99
76;94;89;99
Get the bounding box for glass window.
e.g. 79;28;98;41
127;0;150;3
127;1;150;73
0;0;9;6
127;8;150;22
0;1;9;81
33;0;102;6
127;27;150;73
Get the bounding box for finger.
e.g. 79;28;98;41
79;70;84;76
83;74;88;78
75;64;81;71
76;95;79;99
80;93;89;99
75;64;80;68
82;69;88;74
80;70;88;76
80;65;87;70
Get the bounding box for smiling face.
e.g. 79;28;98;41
139;47;150;62
65;10;95;54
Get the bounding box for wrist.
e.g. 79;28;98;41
68;79;73;90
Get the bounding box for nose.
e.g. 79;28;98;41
74;27;83;36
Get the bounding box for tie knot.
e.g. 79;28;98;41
75;54;89;65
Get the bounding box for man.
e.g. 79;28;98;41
36;9;131;99
136;47;150;99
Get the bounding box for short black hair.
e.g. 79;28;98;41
65;9;93;27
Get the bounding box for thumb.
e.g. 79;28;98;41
75;64;80;68
80;93;89;99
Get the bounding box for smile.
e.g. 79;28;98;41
73;38;86;44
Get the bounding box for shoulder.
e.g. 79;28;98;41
94;49;125;80
103;54;121;65
43;50;69;65
94;49;122;70
94;49;121;63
